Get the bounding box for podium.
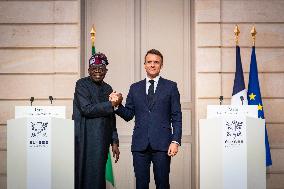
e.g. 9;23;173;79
199;105;266;189
7;106;74;189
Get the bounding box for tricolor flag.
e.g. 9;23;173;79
92;40;96;55
247;46;272;166
231;45;248;105
106;152;115;188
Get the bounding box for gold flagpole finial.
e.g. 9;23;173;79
251;26;257;46
90;25;96;45
234;25;240;45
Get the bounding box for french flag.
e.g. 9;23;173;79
231;45;248;105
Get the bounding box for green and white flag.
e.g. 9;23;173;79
106;152;115;188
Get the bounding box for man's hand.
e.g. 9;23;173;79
109;91;123;107
167;143;179;157
112;143;120;163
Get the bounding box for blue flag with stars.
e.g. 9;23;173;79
247;46;272;166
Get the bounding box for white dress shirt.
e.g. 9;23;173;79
146;75;160;94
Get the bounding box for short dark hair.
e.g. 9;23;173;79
144;49;163;63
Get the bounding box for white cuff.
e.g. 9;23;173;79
171;141;180;146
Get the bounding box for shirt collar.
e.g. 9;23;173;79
146;75;160;84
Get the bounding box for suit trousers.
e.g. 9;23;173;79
132;145;171;189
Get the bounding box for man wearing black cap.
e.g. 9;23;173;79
73;52;122;189
111;49;182;189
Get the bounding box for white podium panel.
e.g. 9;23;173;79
199;105;266;189
15;106;65;118
199;118;222;189
7;106;74;189
207;105;258;119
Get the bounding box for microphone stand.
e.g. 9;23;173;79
30;97;34;106
240;96;244;105
219;96;223;105
49;96;54;105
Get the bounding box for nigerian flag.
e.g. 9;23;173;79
106;153;115;188
90;26;116;188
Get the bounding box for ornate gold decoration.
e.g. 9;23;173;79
234;25;240;45
90;25;96;46
251;26;257;46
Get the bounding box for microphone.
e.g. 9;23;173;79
240;96;244;105
30;97;34;106
219;96;223;105
49;96;54;105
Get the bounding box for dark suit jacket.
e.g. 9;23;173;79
116;77;182;151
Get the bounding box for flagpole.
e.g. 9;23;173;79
90;25;96;55
90;25;116;186
251;26;257;46
231;24;248;105
234;25;240;45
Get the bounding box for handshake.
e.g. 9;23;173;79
109;91;123;107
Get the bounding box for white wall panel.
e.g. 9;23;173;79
86;0;135;97
0;49;79;73
0;75;78;99
141;0;191;102
222;1;284;23
0;25;79;47
0;1;79;23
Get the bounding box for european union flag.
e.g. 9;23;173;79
247;46;272;166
